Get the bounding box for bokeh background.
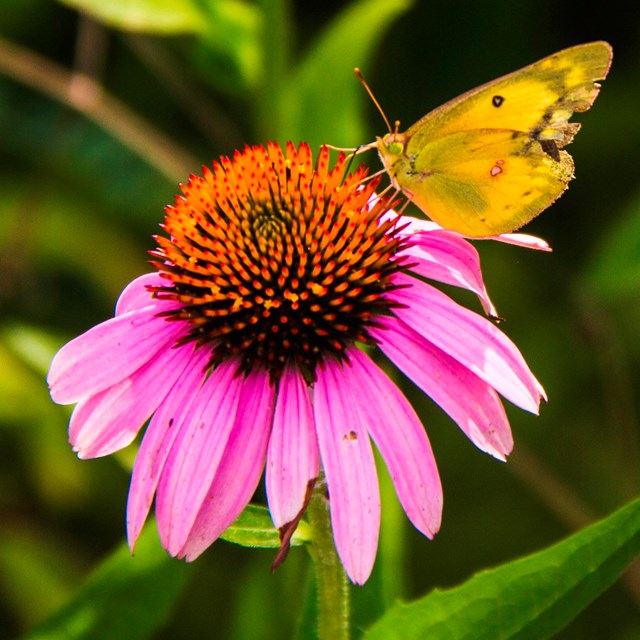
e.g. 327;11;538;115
1;0;639;638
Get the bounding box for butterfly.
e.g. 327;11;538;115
359;41;612;237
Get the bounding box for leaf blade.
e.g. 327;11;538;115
364;497;640;640
221;504;311;549
56;0;206;34
275;0;413;147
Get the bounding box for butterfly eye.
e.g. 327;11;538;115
382;134;404;156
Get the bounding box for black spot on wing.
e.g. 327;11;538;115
530;125;543;140
492;95;505;107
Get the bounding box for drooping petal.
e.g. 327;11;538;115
266;363;319;529
48;307;187;405
180;369;275;560
155;359;244;555
345;347;442;537
401;229;497;316
388;272;545;412
488;233;552;251
69;341;196;459
115;272;168;316
314;358;380;585
127;346;211;548
371;317;513;459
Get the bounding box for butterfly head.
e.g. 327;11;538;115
376;131;408;179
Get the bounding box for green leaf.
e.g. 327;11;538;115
0;177;146;302
0;525;84;630
363;496;640;640
273;0;413;147
55;0;206;34
221;504;311;548
23;525;190;640
190;0;263;94
584;187;640;301
0;81;174;223
253;0;292;129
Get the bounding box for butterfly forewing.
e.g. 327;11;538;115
376;41;612;236
405;41;612;149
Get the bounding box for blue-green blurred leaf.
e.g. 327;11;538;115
56;0;206;34
221;504;311;548
0;81;175;224
275;0;413;148
23;524;190;640
364;497;640;640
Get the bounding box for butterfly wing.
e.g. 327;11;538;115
378;41;612;236
406;41;612;150
392;129;574;236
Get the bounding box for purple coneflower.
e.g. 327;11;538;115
48;142;545;585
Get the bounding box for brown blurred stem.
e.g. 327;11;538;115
0;35;198;181
123;34;243;151
576;288;640;496
73;12;109;82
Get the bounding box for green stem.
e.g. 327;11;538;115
307;476;351;640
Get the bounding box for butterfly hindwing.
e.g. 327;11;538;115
394;129;574;236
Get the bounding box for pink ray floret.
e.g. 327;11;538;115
48;142;547;585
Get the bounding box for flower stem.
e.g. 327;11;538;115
307;476;351;640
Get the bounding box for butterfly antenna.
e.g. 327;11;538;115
354;67;393;134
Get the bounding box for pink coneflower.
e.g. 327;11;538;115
48;141;545;585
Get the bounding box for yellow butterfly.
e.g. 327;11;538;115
361;41;612;237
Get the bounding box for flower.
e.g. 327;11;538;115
48;141;546;585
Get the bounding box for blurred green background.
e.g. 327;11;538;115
1;0;639;638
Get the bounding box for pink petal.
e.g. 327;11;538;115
487;233;552;251
48;306;187;405
127;346;211;548
69;341;196;459
345;348;443;537
180;369;275;560
385;212;551;252
371;317;513;459
115;273;167;316
314;358;380;585
388;272;545;412
402;229;497;316
266;364;319;529
155;359;244;555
